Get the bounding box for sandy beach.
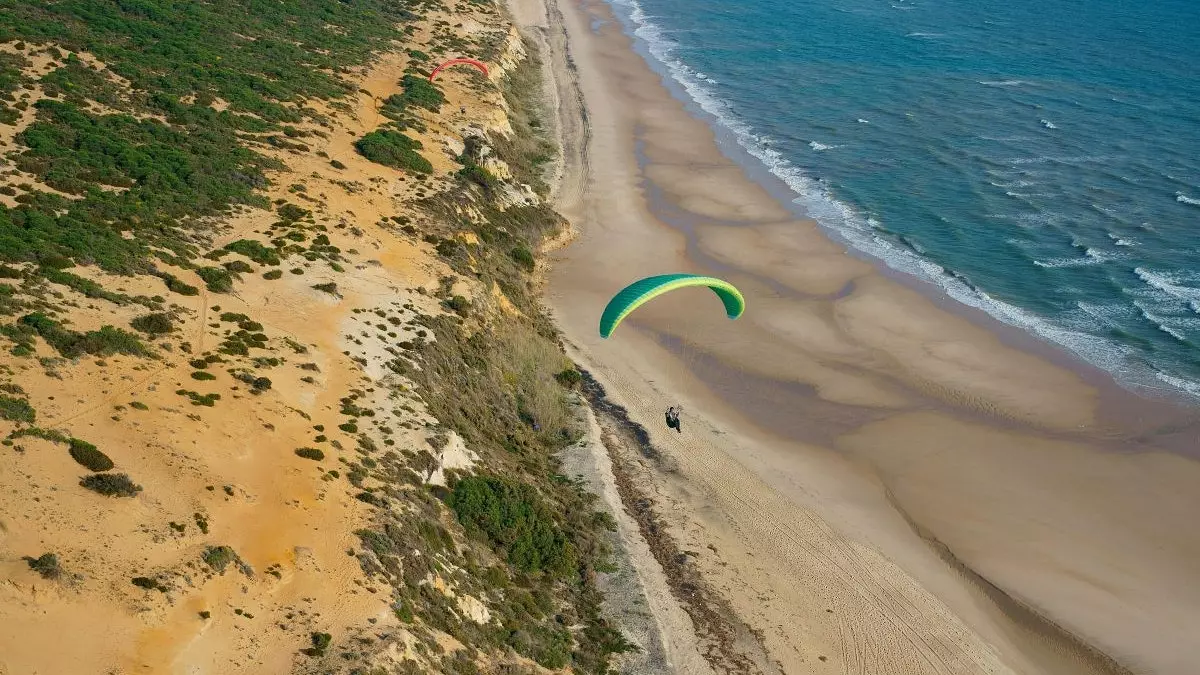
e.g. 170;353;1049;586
519;0;1200;672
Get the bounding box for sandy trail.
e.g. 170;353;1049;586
526;0;1200;672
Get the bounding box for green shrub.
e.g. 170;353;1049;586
277;204;309;223
196;267;234;293
301;632;332;657
80;472;141;497
311;282;338;295
511;246;535;273
129;401;149;410
131;576;168;592
263;269;283;280
354;130;432;173
329;159;347;170
435;238;461;257
553;368;582;388
162;275;200;296
224;239;280;266
222;260;254;274
202;545;239;573
448;475;576;577
23;553;61;579
0;395;35;422
295;447;324;461
19;314;149;358
68;438;113;471
130;313;173;335
445;295;470;316
40;268;130;304
191;371;216;381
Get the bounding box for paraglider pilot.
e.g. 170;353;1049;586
665;406;681;433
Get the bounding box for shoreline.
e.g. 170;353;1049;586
525;0;1200;672
605;0;1200;409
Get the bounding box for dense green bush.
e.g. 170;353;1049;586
130;312;173;335
449;475;576;577
68;438;113;471
224;239;280;266
379;74;445;127
511;246;535;273
445;295;470;316
196;266;233;293
295;447;324;461
354;130;432;174
162;275;200;296
553;368;582;389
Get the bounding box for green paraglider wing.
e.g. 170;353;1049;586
599;273;745;339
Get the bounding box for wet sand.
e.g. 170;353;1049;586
522;0;1200;672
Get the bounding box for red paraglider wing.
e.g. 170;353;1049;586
428;58;489;82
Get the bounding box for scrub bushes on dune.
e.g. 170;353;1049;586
130;312;174;335
80;472;141;497
23;553;61;579
17;313;149;358
449;474;576;576
68;438;113;472
0;394;35;422
354;130;432;174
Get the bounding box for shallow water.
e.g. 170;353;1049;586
608;0;1200;399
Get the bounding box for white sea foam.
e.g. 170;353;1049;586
979;79;1028;87
1107;233;1137;246
857;118;870;124
1134;267;1200;309
1032;245;1113;268
906;32;943;38
1034;257;1097;268
608;0;1200;400
1157;372;1200;397
1176;192;1200;206
1134;302;1191;343
1040;119;1058;129
809;141;837;151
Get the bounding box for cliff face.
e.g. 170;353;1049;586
0;1;632;673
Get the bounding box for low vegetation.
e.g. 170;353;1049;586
0;0;643;672
23;553;61;579
68;438;114;472
79;472;141;497
354;130;433;174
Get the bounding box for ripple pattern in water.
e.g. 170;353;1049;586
610;0;1200;398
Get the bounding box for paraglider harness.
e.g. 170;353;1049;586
665;406;681;433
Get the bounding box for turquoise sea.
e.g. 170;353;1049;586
609;0;1200;398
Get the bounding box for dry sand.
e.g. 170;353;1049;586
524;0;1200;672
